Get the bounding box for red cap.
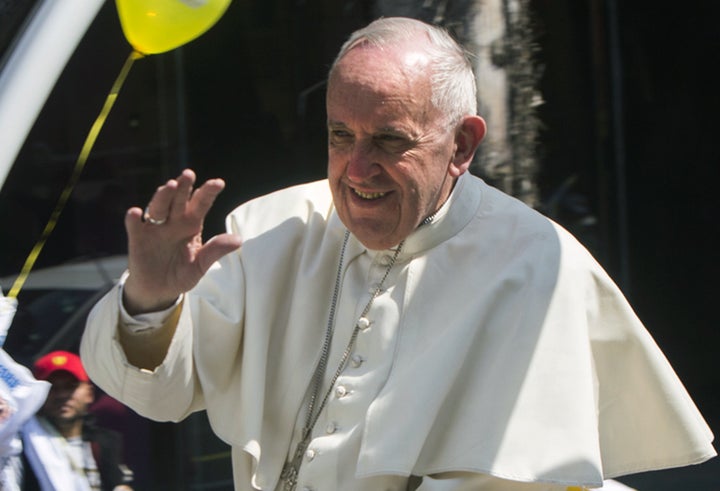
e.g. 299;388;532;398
33;351;89;382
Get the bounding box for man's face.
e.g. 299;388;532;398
40;371;93;427
327;42;460;250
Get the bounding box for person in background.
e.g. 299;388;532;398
19;351;133;491
81;16;714;490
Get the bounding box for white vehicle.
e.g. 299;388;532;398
0;254;126;365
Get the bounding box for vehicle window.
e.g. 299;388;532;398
2;288;95;365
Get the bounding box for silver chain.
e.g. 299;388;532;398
280;230;405;490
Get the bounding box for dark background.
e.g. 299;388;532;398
0;0;717;489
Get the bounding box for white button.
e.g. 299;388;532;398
305;448;316;461
326;422;337;434
357;317;371;330
380;254;394;266
335;385;347;398
351;354;364;368
369;283;383;293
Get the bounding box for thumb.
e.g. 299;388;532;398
195;233;243;274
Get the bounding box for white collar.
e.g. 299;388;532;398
344;172;484;260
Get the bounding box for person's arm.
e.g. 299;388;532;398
117;296;183;370
118;169;241;363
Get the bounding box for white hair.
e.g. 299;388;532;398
330;17;477;125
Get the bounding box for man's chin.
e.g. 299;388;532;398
45;413;80;425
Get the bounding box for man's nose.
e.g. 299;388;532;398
50;385;74;399
346;140;381;181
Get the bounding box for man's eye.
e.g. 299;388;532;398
330;129;351;138
376;134;403;141
375;134;411;152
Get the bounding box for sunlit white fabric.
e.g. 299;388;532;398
81;173;715;490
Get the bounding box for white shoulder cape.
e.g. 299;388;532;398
81;175;715;489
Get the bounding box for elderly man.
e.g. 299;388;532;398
81;17;715;491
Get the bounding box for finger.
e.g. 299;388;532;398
168;169;197;219
124;206;145;235
125;206;166;241
188;178;226;220
144;177;181;224
195;233;242;274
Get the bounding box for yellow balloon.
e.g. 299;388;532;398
116;0;231;55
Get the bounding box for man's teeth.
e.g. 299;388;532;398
354;189;386;200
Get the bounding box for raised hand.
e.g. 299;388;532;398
122;169;242;314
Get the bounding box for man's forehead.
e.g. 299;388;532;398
330;48;430;98
48;370;82;383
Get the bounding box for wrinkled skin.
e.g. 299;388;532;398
122;169;242;314
326;39;486;250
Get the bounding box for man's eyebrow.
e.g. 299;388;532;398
377;126;406;134
326;121;412;137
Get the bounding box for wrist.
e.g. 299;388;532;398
121;273;179;315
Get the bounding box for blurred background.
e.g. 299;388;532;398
0;0;717;489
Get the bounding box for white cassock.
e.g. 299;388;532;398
81;173;715;490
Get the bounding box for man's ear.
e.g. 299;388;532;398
449;115;487;177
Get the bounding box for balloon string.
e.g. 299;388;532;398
7;50;144;299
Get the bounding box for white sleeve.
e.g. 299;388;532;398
116;272;182;332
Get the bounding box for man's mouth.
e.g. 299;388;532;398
353;188;386;200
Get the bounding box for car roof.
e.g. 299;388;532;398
0;254;127;292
